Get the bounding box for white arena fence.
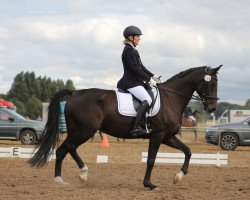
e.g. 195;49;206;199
0;147;228;167
141;152;228;167
0;147;56;160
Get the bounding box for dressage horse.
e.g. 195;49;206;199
29;65;222;190
180;108;200;141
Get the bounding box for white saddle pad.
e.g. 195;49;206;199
115;87;161;117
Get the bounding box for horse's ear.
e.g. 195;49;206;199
211;65;222;74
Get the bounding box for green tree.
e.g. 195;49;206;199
7;71;29;102
49;82;58;98
9;98;26;116
0;93;6;99
65;79;75;90
55;79;64;90
244;99;250;109
5;71;76;118
40;77;50;102
26;96;42;119
24;72;35;98
33;78;42;99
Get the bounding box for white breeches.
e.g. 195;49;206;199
188;116;196;122
127;86;152;105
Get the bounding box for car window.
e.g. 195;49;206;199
3;109;25;120
0;111;12;121
245;118;250;125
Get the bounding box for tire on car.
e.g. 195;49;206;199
19;130;36;145
220;132;239;150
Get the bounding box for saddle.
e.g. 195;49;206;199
117;88;154;111
115;87;161;117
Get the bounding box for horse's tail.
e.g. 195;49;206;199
28;89;73;168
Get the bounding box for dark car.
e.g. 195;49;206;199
205;117;250;150
0;107;45;145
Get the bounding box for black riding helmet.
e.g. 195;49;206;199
123;26;142;39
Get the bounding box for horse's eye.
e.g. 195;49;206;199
211;83;217;88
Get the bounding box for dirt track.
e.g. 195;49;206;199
0;133;249;200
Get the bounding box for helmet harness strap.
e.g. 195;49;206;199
128;35;136;47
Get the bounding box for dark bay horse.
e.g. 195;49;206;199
179;107;200;141
29;65;222;190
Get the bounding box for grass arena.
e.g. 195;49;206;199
0;132;249;200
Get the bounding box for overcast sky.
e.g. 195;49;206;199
0;0;249;105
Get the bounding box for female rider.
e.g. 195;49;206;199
117;25;160;137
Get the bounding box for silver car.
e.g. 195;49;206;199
205;117;250;150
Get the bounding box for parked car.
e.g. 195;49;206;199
205;117;250;150
0;107;45;145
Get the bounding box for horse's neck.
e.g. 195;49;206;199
160;74;197;113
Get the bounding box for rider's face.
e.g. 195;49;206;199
129;35;140;46
133;35;140;45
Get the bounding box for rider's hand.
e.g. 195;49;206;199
153;75;161;84
149;77;157;87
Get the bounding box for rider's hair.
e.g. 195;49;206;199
123;38;130;45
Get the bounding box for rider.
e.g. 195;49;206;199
184;106;197;123
117;25;160;137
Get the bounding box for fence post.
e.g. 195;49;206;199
216;153;220;167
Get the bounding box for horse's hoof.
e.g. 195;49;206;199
173;170;184;184
152;187;161;192
54;176;69;185
146;186;160;191
145;184;159;191
79;165;88;182
79;174;88;182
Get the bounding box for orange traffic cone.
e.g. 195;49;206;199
101;134;109;147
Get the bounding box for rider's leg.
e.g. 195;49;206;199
127;86;152;136
130;100;149;135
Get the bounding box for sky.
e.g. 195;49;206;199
0;0;249;105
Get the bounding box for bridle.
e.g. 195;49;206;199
156;66;220;104
194;67;219;103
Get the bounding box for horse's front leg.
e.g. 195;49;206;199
162;135;191;184
143;134;164;190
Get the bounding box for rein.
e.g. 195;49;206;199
156;80;219;102
156;87;203;101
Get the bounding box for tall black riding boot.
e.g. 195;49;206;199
130;100;150;137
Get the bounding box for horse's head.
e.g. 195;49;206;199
195;65;222;112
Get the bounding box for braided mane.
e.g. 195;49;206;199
165;66;207;83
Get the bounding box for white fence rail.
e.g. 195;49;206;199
1;147;228;167
0;147;56;160
141;152;228;167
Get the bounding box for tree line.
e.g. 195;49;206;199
0;71;75;119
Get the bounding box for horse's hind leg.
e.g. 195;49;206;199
54;131;94;184
162;136;191;184
54;141;70;185
65;130;94;182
